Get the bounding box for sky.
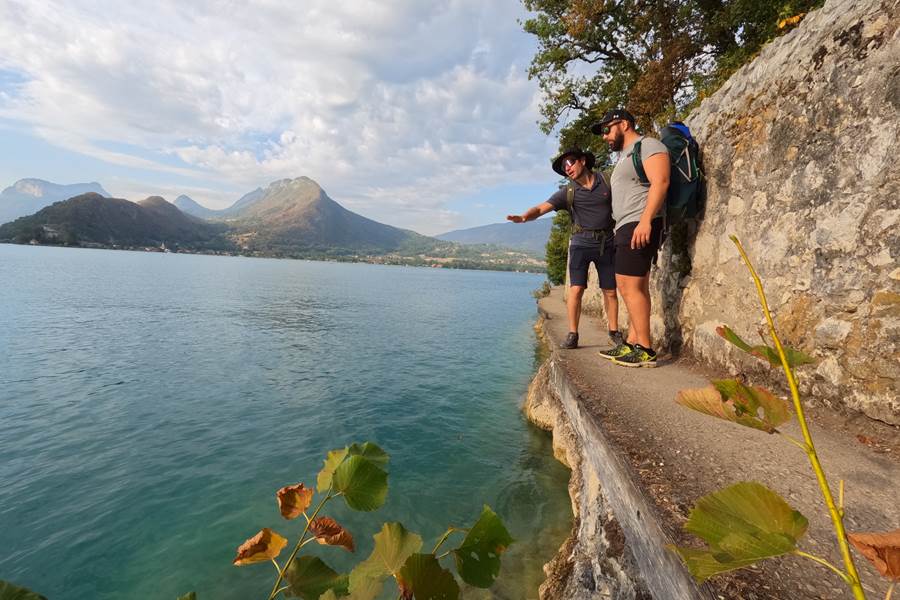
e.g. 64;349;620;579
0;1;567;235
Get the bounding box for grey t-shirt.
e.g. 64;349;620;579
610;136;668;231
546;172;614;249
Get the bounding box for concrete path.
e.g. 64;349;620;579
538;287;898;600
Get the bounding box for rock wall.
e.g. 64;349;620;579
586;0;900;423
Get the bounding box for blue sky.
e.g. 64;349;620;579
0;1;566;235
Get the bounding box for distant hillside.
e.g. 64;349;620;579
1;177;543;272
227;177;433;254
221;187;265;217
173;194;220;219
0;179;110;225
0;193;231;249
437;218;553;257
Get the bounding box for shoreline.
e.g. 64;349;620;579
0;241;546;275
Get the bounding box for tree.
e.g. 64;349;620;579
522;0;825;141
545;210;571;285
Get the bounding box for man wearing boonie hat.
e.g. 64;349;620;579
591;108;669;368
507;147;621;350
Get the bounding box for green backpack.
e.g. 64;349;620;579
632;122;704;225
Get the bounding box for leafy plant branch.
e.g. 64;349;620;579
730;235;866;599
669;236;899;599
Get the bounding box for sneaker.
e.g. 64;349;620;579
608;330;624;346
612;344;658;368
560;332;579;349
598;342;633;361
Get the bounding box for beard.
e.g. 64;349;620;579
609;131;625;152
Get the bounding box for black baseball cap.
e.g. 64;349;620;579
591;108;635;134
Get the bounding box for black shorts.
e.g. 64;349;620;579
568;243;616;289
614;219;663;277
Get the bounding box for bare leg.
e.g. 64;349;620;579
602;288;619;332
616;273;652;348
567;285;586;333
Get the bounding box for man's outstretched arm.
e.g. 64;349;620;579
507;202;554;223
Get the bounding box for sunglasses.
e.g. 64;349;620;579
563;157;580;168
600;120;623;135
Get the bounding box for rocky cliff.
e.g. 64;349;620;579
585;0;900;424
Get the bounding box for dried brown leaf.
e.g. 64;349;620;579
233;528;288;566
847;529;900;580
277;483;314;520
310;516;355;552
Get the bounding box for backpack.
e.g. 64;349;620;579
632;122;704;225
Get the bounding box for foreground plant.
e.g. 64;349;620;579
180;441;513;599
669;236;898;599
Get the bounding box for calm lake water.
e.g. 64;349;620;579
0;244;571;600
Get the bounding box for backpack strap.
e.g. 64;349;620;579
631;138;650;185
566;183;575;214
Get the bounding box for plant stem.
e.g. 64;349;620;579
793;550;851;583
732;236;866;600
267;491;332;600
778;431;807;451
886;582;895;600
431;527;462;554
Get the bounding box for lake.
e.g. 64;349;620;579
0;244;571;599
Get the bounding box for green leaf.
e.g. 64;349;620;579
782;346;816;368
712;379;789;427
333;455;388;511
285;556;348;600
668;482;808;582
177;594;197;600
716;326;815;368
349;523;423;599
0;581;48;600
317;448;349;493
398;554;460;600
317;443;390;494
676;382;790;433
347;442;389;470
452;505;514;588
318;592;339;600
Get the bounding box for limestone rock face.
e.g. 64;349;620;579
586;0;900;423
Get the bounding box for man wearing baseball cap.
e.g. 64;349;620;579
507;148;621;350
591;109;669;367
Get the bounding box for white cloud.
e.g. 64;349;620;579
0;0;558;233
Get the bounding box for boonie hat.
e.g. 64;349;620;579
551;147;596;177
591;108;636;134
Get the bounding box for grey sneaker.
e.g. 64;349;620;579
560;332;579;349
608;330;624;346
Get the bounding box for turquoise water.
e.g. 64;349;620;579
0;244;571;600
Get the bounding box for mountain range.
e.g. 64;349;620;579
0;193;228;248
0;179;110;225
437;218;553;257
0;177;543;271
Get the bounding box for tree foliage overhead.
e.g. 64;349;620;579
522;0;825;152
